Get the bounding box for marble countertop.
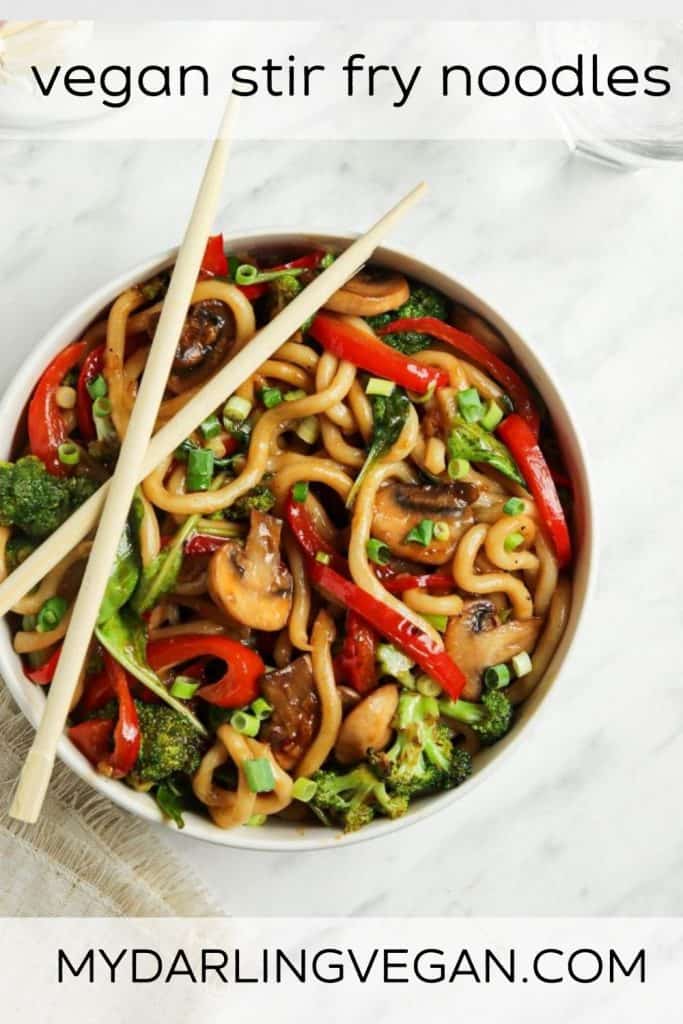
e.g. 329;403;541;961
1;137;682;916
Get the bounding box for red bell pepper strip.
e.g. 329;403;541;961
378;317;540;435
283;492;347;574
98;653;141;778
336;611;378;694
201;234;229;277
147;635;265;708
272;250;325;272
28;341;87;475
307;557;467;702
376;569;454;594
79;668;113;713
76;344;105;441
184;533;230;556
309;313;449;396
69;718;115;766
497;414;572;568
24;644;62;685
200;233;267;300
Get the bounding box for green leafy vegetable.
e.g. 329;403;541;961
98;522;140;624
132;514;197;614
154;778;188;828
447;414;524;485
95;607;206;734
346;388;410;507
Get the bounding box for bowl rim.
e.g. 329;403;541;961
0;229;596;852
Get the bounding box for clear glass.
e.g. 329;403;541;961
538;21;683;168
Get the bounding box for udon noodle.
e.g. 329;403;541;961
2;238;574;834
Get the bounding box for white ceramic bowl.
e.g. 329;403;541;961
0;231;595;850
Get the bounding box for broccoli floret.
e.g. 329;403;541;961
0;456;98;539
5;533;37;572
267;274;315;333
310;764;409;833
224;485;275;521
369;692;472;798
267;273;303;317
438;689;513;746
366;283;449;355
132;700;204;784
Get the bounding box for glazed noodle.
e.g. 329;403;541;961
2;236;574;834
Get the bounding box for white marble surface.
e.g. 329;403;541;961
1;138;682;916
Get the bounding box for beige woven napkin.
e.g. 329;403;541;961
0;685;218;916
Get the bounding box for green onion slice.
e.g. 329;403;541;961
169;676;200;700
230;711;260;738
366;538;391;565
244;757;276;793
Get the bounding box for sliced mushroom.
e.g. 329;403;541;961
323;268;410;317
335;684;399;765
445;598;542;701
148;300;236;393
372;480;479;565
208;510;292;631
260;655;320;771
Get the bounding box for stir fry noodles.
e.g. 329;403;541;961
1;238;573;833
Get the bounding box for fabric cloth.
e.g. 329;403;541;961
0;686;217;916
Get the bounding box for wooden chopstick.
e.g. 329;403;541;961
9;98;240;823
0;182;427;625
6;181;427;823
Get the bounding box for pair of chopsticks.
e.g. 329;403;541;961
7;97;426;823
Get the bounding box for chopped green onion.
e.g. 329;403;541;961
483;663;511;690
433;520;450;542
200;414;222;440
284;389;307;402
365;377;395;397
292;482;309;503
292;777;318;803
21;614;37;632
234;263;259;285
261;387;283;409
244;757;276;793
87;374;108;399
92;396;112;418
223;395;252;423
37;596;68;633
320;252;336;269
481;400;504;432
503;497;525;516
170;676;200;700
235;263;303;286
57;442;80;466
245;814;267;827
448;458;470;480
295;415;320;445
186;447;214;492
315;550;331;565
511;652;533;678
457;387;484;424
230;711;260;737
250;697;273;721
421;613;448;633
366;538;391;565
504;530;524;553
404;519;434;546
416;674;442;697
